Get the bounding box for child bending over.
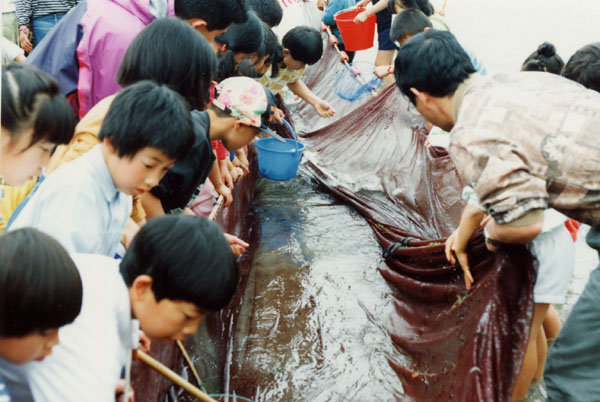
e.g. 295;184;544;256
259;26;335;118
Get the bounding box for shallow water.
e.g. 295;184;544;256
224;169;408;401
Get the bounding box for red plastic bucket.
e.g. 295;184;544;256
334;8;376;51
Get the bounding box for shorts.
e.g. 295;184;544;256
375;8;397;51
530;223;575;304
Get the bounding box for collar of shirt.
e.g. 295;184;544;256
452;73;483;123
88;145;122;204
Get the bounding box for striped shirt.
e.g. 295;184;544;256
259;65;306;94
15;0;78;26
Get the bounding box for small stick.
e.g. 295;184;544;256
324;24;377;97
137;350;217;402
176;340;203;388
209;195;225;221
175;194;225;387
439;0;448;16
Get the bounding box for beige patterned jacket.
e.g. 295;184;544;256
449;73;600;228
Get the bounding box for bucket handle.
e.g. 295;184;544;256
281;119;300;154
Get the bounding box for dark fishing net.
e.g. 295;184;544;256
282;25;537;402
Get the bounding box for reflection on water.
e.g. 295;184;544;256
227;168;407;401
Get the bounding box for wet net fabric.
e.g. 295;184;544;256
284;29;537;401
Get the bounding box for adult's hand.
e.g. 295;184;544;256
19;26;33;53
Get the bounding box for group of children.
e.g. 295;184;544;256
2;0;600;400
0;0;337;400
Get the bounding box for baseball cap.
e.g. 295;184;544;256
212;77;285;142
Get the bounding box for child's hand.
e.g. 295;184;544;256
224;233;249;256
216;184;233;207
353;10;369;24
314;100;336;118
374;65;392;79
138;331;151;354
232;156;249;175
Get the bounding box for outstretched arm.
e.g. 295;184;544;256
287;80;336;118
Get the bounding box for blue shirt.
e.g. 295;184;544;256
322;0;356;46
8;145;132;256
0;374;10;402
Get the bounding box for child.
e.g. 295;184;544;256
521;42;564;73
0;228;83;400
16;215;239;401
1;64;76;233
322;0;357;63
259;26;336;118
215;11;265;81
1;64;75;187
8;81;195;257
247;0;283;28
562;42;600;92
143;76;281;217
374;9;474;79
253;22;283;78
445;188;575;400
44;17;218;228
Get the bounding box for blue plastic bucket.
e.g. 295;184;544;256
255;119;305;181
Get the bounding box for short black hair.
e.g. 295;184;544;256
390;9;432;44
1;63;75;149
389;0;434;16
215;11;264;55
394;30;475;105
247;0;283;27
98;81;194;161
117;17;217;111
119;215;239;312
562;42;600;93
174;0;248;31
521;42;564;75
0;229;82;337
282;26;323;65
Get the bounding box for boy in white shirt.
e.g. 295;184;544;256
20;215;239;401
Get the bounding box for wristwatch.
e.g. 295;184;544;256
19;26;29;35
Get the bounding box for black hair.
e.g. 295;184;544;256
394;30;475;105
390;9;432;44
388;0;434;16
119;215;239;312
282;26;323;65
0;229;82;337
174;0;248;31
521;42;564;75
117;17;217;111
247;0;283;27
562;42;600;93
215;11;264;55
215;11;264;81
98;81;194;161
261;22;283;78
1;63;75;149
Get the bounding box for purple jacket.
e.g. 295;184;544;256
26;0;174;119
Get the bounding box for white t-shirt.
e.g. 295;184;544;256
24;254;139;402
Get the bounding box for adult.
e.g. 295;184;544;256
16;0;79;52
394;29;600;402
24;0;248;118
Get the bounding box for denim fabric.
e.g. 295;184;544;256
544;227;600;402
32;12;65;45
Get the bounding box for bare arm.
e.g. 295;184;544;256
287;80;335;118
140;192;165;219
485;210;543;244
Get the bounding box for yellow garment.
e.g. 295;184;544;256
0;178;37;233
259;65;306;93
47;95;146;223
